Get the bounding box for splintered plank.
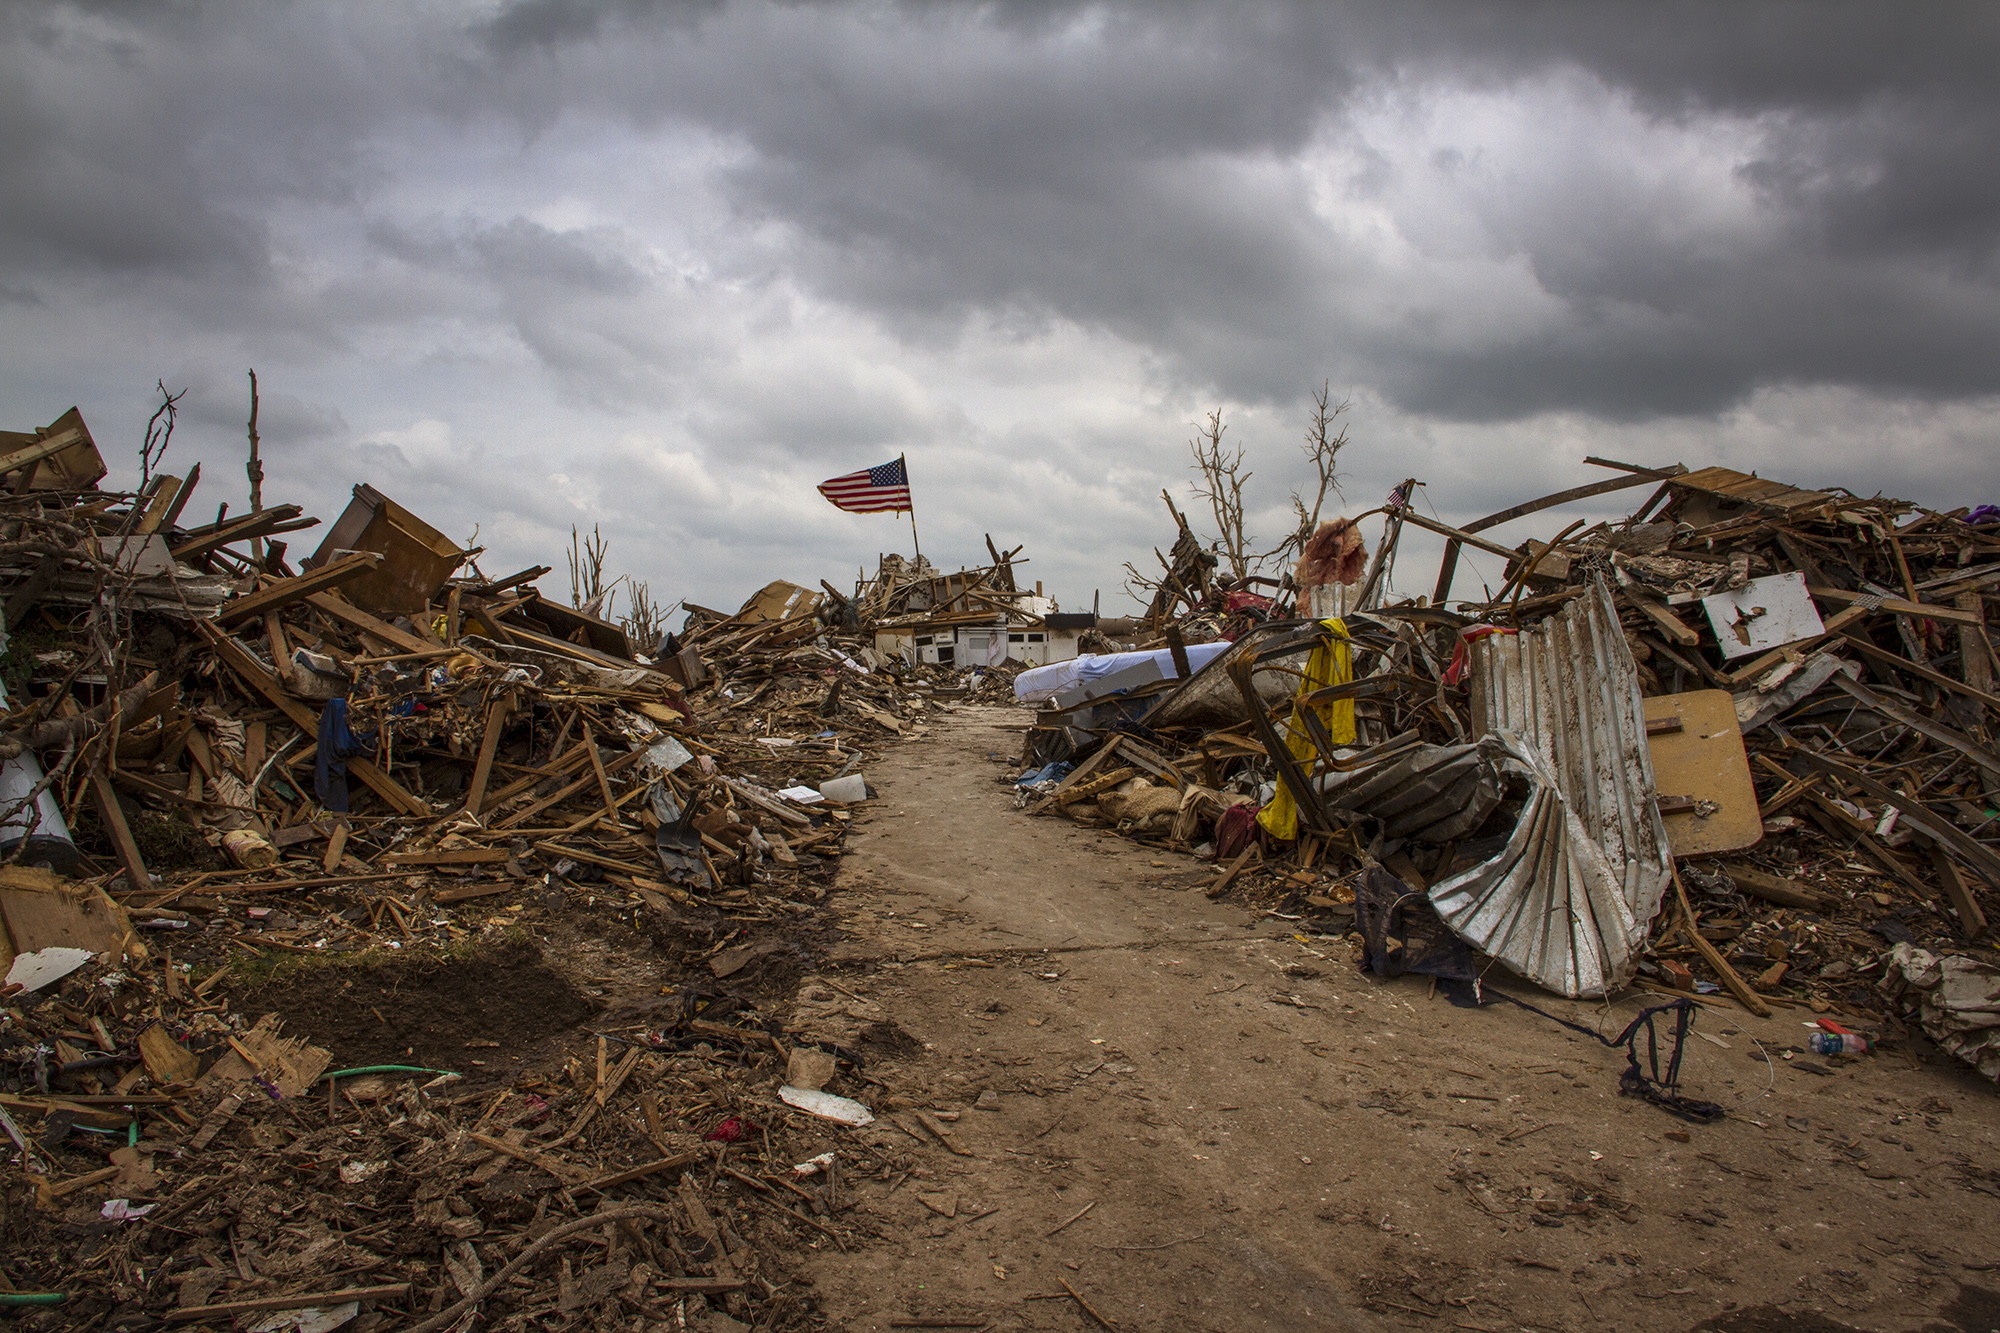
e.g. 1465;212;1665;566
215;551;383;627
302;591;433;655
1054;766;1137;806
0;428;88;478
200;625;429;817
1672;867;1771;1018
169;504;307;561
461;689;513;818
87;766;151;893
1627;595;1701;646
1027;737;1124;815
321;822;349;874
381;848;510;867
493;750;645;830
585;724;620;822
1206;845;1257;899
1808;583;1985;627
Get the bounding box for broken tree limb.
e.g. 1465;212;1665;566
0;671;158;763
165;1286;411;1324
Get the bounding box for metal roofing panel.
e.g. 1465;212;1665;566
1427;576;1672;997
1314;738;1508;843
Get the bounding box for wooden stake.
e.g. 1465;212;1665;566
1206;845;1257;899
88;767;150;895
1059;1277;1118;1331
1672;864;1771;1018
462;688;513;817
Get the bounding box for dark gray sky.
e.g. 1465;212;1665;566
4;1;1997;614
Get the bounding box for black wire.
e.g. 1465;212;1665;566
1481;991;1725;1124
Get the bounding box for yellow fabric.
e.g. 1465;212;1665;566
1255;618;1355;841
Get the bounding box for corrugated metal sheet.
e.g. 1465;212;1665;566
1315;737;1508;843
1427;576;1672;998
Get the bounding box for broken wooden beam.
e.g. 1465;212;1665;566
1672;866;1771;1018
1717;862;1828;913
200;625;430;817
169;504;308;561
302;590;434;656
215;551;383;627
87;766;151;894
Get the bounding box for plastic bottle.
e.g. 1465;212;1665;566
1809;1032;1870;1056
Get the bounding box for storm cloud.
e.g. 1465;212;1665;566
1;1;1995;612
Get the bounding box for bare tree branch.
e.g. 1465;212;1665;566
140;380;187;489
621;579;672;652
568;523;614;619
1265;381;1350;565
1187;409;1253;582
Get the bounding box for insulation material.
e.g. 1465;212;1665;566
1879;944;2000;1085
1436;576;1673;998
1296;517;1368;589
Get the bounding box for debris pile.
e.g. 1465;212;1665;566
1015;459;2000;1074
0;405;970;1323
1;930;901;1330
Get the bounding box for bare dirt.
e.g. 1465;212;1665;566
232;937;602;1074
797;705;2000;1333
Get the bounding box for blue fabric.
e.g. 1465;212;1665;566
315;699;367;814
315;693;424;813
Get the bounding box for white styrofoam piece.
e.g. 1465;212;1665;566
5;946;96;993
778;1085;875;1126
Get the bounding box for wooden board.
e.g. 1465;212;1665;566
0;871;130;960
1644;690;1763;857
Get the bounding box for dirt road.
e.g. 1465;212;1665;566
797;706;2000;1333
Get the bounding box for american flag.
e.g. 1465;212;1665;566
818;457;913;514
1386;481;1410;509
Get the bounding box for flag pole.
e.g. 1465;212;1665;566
902;453;921;564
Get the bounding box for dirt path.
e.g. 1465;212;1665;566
797;707;2000;1333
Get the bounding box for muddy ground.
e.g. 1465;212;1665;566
791;705;2000;1333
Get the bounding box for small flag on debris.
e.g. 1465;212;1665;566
1386;481;1410;509
818;458;913;514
